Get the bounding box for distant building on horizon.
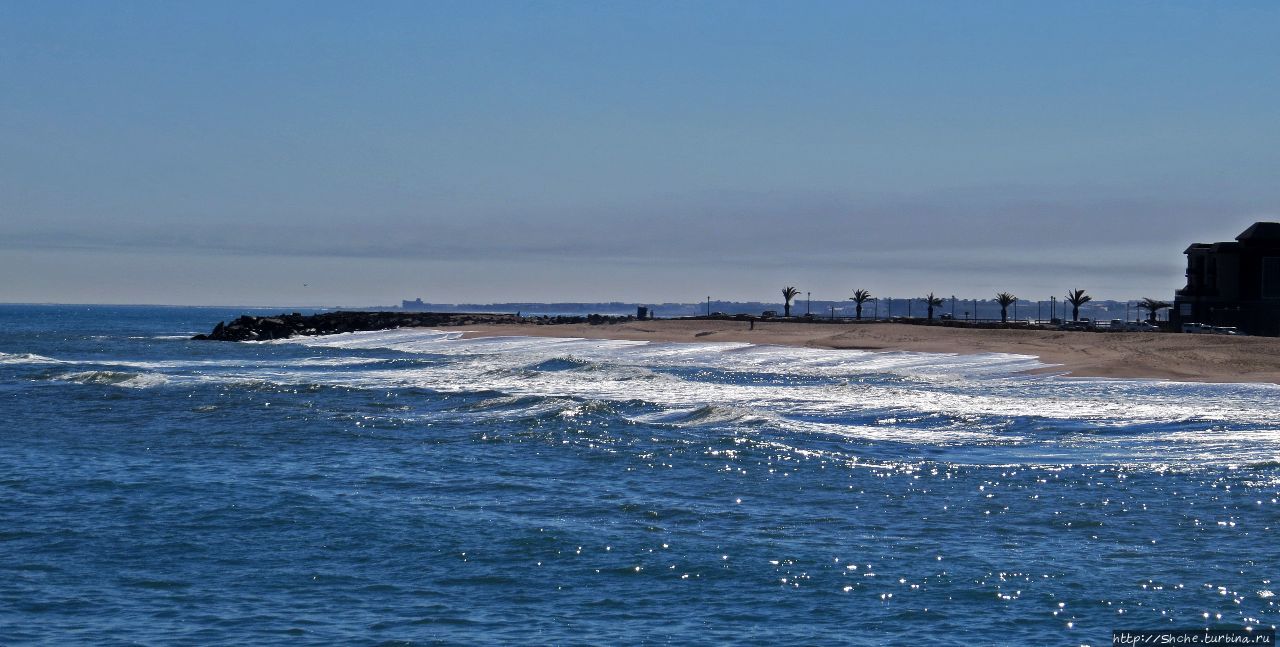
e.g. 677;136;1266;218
1172;222;1280;336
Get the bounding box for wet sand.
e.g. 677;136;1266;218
460;319;1280;384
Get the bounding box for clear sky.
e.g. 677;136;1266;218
2;1;1277;306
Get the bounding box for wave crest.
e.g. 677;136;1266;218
633;404;769;428
56;370;169;389
0;352;65;365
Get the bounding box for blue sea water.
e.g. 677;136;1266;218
2;304;1279;645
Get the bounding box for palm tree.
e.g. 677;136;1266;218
849;289;872;320
781;286;800;318
1140;297;1171;324
1065;289;1092;322
995;292;1017;323
924;293;944;320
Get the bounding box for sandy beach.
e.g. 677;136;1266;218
460;319;1280;383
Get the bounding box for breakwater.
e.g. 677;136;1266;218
193;311;633;341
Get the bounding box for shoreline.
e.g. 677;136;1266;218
456;319;1280;384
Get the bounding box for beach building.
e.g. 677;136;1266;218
1172;222;1280;336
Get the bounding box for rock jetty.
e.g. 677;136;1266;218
193;311;634;342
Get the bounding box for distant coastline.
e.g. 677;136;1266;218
398;297;1156;322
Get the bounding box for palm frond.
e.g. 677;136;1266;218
1065;289;1092;306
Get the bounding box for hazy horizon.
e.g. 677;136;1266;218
3;2;1277;306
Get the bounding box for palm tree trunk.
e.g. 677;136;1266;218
1001;307;1008;323
855;304;862;320
1072;305;1080;321
784;304;791;317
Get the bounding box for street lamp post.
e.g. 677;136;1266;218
806;292;811;316
706;296;711;316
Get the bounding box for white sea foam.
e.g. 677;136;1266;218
272;330;1280;437
266;328;465;350
288;329;1046;380
56;370;170;388
0;351;67;365
37;328;1279;462
4;352;388;372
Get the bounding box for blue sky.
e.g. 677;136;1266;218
2;1;1277;305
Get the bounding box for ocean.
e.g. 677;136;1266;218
2;304;1278;645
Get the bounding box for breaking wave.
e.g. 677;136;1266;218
11;327;1280;466
55;370;169;388
0;352;66;365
